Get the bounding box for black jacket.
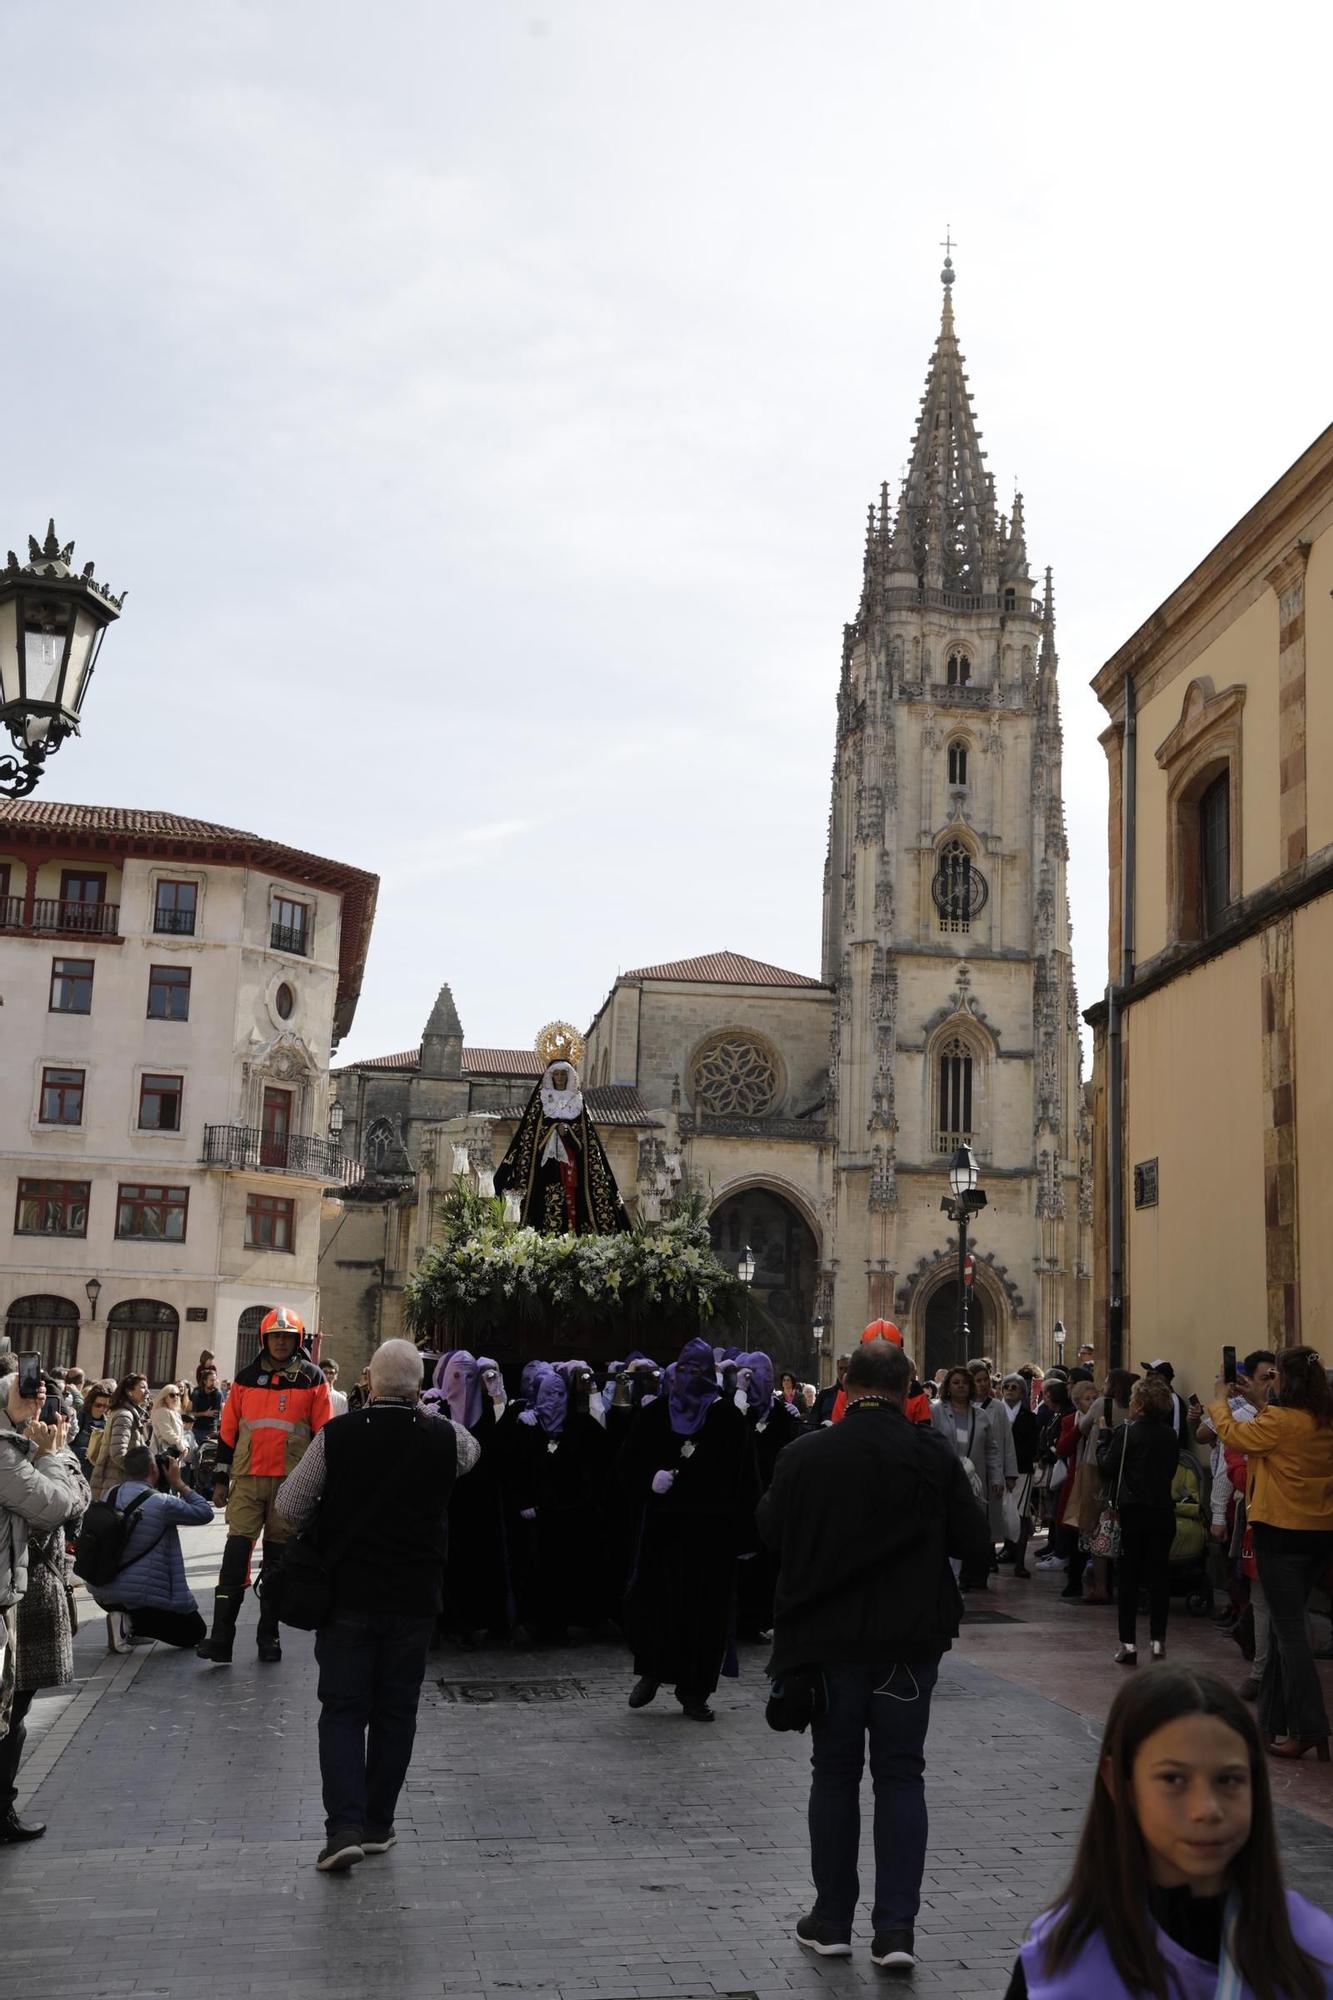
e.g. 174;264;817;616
1096;1415;1178;1511
756;1401;991;1674
1008;1404;1039;1475
319;1405;459;1618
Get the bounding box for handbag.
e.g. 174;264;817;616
1088;1423;1126;1560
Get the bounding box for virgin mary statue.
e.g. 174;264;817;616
493;1022;630;1236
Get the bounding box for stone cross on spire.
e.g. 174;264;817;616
889;248;995;595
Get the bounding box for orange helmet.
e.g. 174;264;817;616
860;1319;902;1346
259;1306;305;1340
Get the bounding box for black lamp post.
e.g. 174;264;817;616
940;1143;986;1350
738;1243;755;1339
84;1275;102;1322
0;523;123;798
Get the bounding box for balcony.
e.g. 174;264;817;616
0;897;121;939
202;1123;362;1186
154;909;196;936
269;921;308;956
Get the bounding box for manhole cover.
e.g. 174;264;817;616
437;1678;589;1703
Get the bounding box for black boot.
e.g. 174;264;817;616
196;1586;243;1664
0;1808;45;1842
256;1543;286;1662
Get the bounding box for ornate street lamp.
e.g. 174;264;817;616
940;1143;987;1349
84;1275;102;1321
738;1243;756;1339
0;522;124;798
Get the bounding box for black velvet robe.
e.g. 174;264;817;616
736;1402;806;1636
493;1079;629;1235
505;1412;612;1634
618;1395;761;1698
439;1401;511;1638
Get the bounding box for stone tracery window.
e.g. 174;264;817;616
936;1036;974;1151
933;840;988;933
691;1033;780;1118
946;651;972;687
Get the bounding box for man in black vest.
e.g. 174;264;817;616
276;1338;478;1873
757;1339;989;1973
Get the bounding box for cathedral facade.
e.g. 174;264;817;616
324;263;1090;1382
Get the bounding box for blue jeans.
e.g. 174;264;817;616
314;1610;435;1837
808;1656;939;1934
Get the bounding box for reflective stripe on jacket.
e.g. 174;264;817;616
217;1358;330;1479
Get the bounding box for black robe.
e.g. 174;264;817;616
618;1395;761;1699
493;1078;629;1235
505;1412;612;1634
736;1402;806;1637
439;1401;511;1638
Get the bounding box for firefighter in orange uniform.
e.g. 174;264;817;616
197;1307;332;1665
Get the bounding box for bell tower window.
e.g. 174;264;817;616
948;740;968;786
932;840;988;934
937;1036;974;1152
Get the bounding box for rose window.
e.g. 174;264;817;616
692;1035;780;1117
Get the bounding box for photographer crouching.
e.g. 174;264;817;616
88;1447;215;1653
0;1349;89;1843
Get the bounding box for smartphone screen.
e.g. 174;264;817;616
1222;1345;1237;1385
17;1351;43;1400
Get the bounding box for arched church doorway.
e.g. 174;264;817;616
709;1185;818;1382
921;1280;989;1384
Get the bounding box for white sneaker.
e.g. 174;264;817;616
1035;1555;1067;1571
107;1611;133;1655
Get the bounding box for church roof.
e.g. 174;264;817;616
336;1044;542;1076
621;950;823;989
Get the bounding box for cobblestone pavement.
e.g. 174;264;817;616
3;1523;1332;2000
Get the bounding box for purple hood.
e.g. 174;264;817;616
441;1350;484;1429
667;1337;722;1437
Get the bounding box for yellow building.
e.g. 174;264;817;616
1088;423;1333;1395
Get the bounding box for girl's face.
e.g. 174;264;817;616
946;1371;971;1403
89;1396;108;1420
1123;1714;1252;1896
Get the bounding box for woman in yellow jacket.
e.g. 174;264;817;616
1208;1346;1333;1763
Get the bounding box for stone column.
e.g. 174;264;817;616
1267;543;1311;873
1260;914;1300;1346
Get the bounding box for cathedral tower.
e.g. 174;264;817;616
821;254;1089;1372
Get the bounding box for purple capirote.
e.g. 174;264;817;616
666;1336;722;1437
532;1370;568;1437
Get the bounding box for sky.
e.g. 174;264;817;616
6;1;1330;1066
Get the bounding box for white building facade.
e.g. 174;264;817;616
0;802;376;1383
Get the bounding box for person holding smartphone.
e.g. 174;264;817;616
0;1351;88;1841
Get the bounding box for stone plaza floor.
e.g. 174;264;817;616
4;1520;1333;2000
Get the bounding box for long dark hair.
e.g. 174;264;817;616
1042;1667;1325;2000
109;1374;147;1411
1276;1347;1333;1428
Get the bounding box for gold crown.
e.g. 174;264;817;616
535;1020;586;1069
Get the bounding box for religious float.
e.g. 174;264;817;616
402;1022;744;1365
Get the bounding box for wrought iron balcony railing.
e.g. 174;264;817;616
201;1123;361;1185
153;908;196;935
269;921;309;956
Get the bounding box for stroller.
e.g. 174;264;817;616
1166;1449;1213;1617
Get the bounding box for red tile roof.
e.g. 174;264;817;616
622;950;822;989
0;799;378;1041
335;1045;543;1078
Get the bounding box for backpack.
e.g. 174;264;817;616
72;1486;158;1587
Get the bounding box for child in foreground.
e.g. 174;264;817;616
1007;1666;1333;1998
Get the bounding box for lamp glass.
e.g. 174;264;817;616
948;1143;980;1199
0;599;17;707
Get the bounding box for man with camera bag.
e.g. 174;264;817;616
757;1339;989;1973
275;1338;478;1874
85;1447;214;1652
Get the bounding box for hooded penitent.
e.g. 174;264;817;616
442;1350;484;1429
737;1351;775;1419
532;1370;568;1437
519;1359;553;1405
624;1354;662;1406
431;1350;459;1394
666;1336;722;1438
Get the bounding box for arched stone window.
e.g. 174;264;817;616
1154;677;1245;946
363;1118;395;1170
5;1294;78;1372
237;1304;276;1370
936;1036;974;1151
947;739;969;786
105;1299;179;1386
946;650;972;687
691;1032;781;1118
933;840;988;934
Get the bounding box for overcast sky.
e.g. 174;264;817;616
9;2;1330;1065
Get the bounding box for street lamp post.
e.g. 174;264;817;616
1053;1319;1067;1369
812;1314;827;1386
940;1144;987;1351
0;523;123;798
84;1276;102;1322
738;1244;756;1339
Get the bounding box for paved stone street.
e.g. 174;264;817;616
4;1521;1332;2000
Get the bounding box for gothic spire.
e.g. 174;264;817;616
896;251;996;594
1039;565;1058;678
1003;488;1031;583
